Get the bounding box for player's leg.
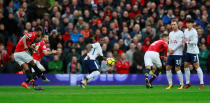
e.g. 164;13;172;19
148;53;162;85
175;56;184;89
175;66;184;89
192;54;204;89
14;52;34;89
184;53;191;88
166;65;173;89
80;60;100;88
165;55;173;89
144;52;152;88
34;60;50;82
22;52;43;90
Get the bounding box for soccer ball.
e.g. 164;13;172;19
105;57;116;66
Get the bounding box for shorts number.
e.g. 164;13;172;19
176;59;181;65
194;56;197;61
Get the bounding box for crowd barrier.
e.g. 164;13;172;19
0;74;209;86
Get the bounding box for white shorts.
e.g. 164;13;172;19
144;51;162;68
31;60;45;72
14;51;33;66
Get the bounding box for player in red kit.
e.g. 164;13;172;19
144;34;169;88
14;27;44;90
21;35;57;89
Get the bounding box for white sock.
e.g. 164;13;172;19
86;71;100;83
176;70;184;85
196;67;204;84
166;70;172;85
184;68;190;84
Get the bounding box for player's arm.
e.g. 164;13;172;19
43;49;57;56
22;36;28;50
188;31;198;44
164;43;168;61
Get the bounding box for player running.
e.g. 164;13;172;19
21;35;57;89
166;20;184;90
183;19;204;89
80;38;106;88
144;34;169;88
14;27;43;90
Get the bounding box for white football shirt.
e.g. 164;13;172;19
184;28;199;54
84;42;103;60
169;30;184;55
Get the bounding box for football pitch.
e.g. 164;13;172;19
0;85;210;103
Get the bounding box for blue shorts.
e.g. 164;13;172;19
166;55;182;67
83;60;99;73
184;53;199;63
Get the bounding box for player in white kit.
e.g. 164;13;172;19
166;20;184;90
80;38;106;88
183;19;204;89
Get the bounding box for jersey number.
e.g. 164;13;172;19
92;48;96;55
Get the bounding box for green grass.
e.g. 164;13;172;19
0;85;210;103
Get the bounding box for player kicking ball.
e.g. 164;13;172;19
21;35;57;89
14;27;44;90
166;20;184;90
144;34;169;88
183;19;204;89
80;38;106;88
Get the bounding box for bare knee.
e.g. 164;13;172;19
166;65;171;71
21;63;29;71
184;62;189;68
193;62;200;69
175;66;181;71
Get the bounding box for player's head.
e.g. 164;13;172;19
99;37;105;44
171;19;178;31
186;19;194;29
43;35;49;43
160;34;169;42
35;26;43;37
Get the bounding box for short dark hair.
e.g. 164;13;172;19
35;26;43;32
186;19;194;23
160;34;168;38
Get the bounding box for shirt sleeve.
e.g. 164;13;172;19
25;33;35;40
92;42;100;48
164;42;168;57
189;30;198;44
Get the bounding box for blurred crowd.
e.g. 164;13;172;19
0;0;210;74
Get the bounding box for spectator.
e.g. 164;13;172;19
0;43;9;66
131;43;145;73
80;23;90;39
162;9;174;25
2;54;20;73
116;53;130;74
100;52;115;74
70;27;84;43
126;43;136;66
67;56;82;74
142;37;151;52
48;55;63;73
199;44;209;74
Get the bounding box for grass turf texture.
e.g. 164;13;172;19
0;85;210;103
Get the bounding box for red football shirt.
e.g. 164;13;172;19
147;40;168;56
32;40;49;61
15;32;36;53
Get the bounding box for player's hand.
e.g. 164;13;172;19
51;50;57;54
87;55;90;60
137;65;143;70
24;45;28;50
169;48;173;55
163;56;167;62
